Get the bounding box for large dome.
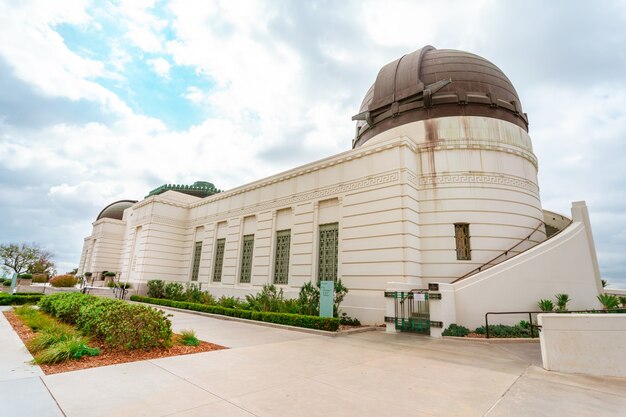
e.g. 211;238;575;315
352;46;528;148
96;200;137;221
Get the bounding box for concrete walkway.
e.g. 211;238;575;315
2;306;626;416
0;306;64;417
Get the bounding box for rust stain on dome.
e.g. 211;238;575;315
352;46;528;148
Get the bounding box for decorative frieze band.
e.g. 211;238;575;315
418;174;540;194
191;171;401;226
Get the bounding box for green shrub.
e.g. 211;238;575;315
339;312;361;326
297;281;319;316
185;283;204;304
164;282;185;301
18;273;33;279
89;302;172;349
38;293;93;323
0;294;44;305
40;293;172;350
131;295;340;332
597;293;620;310
49;274;78;288
555;293;570;312
333;279;349;317
246;284;285;312
147;280;165;298
2;278;12;286
103;271;116;277
84;272;93;277
179;329;200;346
442;323;470;337
474;321;532;338
32;274;48;283
537;299;554;312
217;295;247;309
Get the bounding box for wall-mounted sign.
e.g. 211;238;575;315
428;283;439;291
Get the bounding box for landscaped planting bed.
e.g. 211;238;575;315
131;295;341;331
3;293;225;374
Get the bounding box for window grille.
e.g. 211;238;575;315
318;223;339;282
213;238;225;282
191;241;202;281
454;223;471;260
240;234;254;283
274;230;291;284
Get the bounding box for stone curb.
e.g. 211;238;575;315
443;335;540;343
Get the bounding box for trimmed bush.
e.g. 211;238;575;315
39;293;172;349
32;273;48;283
49;274;78;288
131;295;340;332
0;294;44;305
442;324;470;337
18;273;33;279
103;271;116;277
2;278;13;286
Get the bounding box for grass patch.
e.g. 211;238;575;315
13;305;100;364
179;329;200;346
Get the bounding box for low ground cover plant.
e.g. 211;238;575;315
39;293;172;349
179;329;200;346
14;305;100;364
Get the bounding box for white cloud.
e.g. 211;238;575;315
147;57;171;78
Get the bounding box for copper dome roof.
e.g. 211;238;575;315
96;200;137;221
352;46;528;148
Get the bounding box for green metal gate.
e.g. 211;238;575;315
389;290;430;334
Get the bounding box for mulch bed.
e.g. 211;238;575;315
3;311;226;375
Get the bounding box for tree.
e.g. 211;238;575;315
0;243;55;276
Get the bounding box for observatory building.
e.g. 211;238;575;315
79;46;603;332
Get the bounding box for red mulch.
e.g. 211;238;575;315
3;311;226;375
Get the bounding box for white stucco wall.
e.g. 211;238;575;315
539;314;626;378
80;115;605;327
450;202;603;330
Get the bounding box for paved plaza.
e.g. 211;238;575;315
2;306;625;417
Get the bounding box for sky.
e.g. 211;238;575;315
0;0;625;288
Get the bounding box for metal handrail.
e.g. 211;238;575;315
453;221;551;283
484;308;626;338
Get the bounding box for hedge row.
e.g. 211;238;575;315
131;295;340;332
0;293;45;305
38;293;172;350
